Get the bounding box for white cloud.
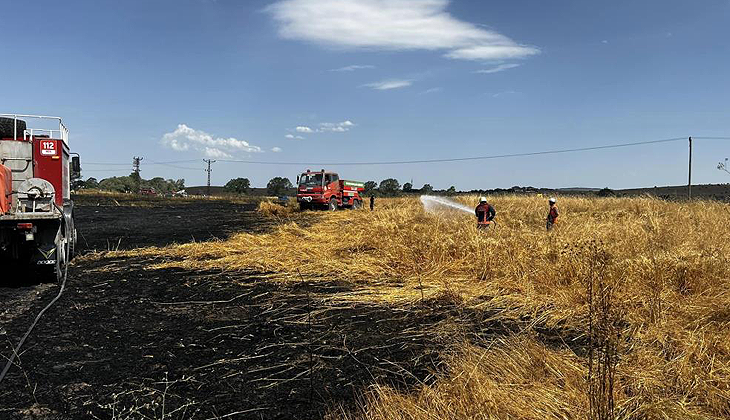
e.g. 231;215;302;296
330;64;375;72
289;120;356;135
318;120;354;132
475;63;521;74
364;79;412;90
162;124;262;157
204;147;233;159
165;138;190;151
444;46;536;61
271;146;282;152
267;0;539;61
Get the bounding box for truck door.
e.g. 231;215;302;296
330;174;340;201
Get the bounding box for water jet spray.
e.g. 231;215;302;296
420;195;473;215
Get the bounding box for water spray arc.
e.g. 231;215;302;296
420;195;473;215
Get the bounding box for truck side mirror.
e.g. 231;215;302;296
71;156;81;176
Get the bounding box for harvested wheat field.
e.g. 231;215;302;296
118;195;730;419
2;194;729;419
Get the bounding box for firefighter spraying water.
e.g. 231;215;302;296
475;197;496;230
420;195;497;230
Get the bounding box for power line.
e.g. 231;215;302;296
83;159;200;166
82;169;135;173
215;137;689;166
79;136;729;168
151;162;204;171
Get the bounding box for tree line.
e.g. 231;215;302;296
224;177;456;197
74;173;184;194
74;173;458;197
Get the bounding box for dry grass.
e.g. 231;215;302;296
336;336;587;420
257;198;299;218
119;195;730;419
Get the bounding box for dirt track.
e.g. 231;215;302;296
0;198;460;419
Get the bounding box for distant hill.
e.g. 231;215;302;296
557;187;601;192
618;183;730;200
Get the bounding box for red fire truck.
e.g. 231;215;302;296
296;169;364;211
0;114;80;283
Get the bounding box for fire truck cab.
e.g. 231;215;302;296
296;169;364;211
0;114;80;283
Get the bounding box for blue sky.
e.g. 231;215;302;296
2;0;729;189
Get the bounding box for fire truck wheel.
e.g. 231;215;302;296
68;227;77;260
66;216;77;260
0;117;27;138
328;197;338;211
299;202;310;211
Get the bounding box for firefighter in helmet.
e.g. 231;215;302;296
546;197;559;230
475;197;496;230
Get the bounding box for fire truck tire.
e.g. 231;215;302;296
0;117;27;139
328;197;338;211
68;228;77;260
299;202;310;211
66;216;77;260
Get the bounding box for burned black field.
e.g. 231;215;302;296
0;197;468;419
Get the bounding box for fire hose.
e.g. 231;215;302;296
0;211;71;384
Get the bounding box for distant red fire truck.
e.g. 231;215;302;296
0;114;80;283
296;169;364;211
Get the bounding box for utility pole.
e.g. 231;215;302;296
133;156;143;193
687;137;692;200
203;159;216;196
719;158;730;175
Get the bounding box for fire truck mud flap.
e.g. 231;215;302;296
20;219;66;284
30;220;63;282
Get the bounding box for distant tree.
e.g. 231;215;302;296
145;177;169;194
173;179;185;191
96;175;180;194
225;177;251;194
446;186;456;196
85;177;99;189
363;181;377;195
421;184;434;194
267;177;293;196
597;187;615;197
402;182;413;192
130;171;142;193
71;179;86;190
379;178;401;196
99;176;136;193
